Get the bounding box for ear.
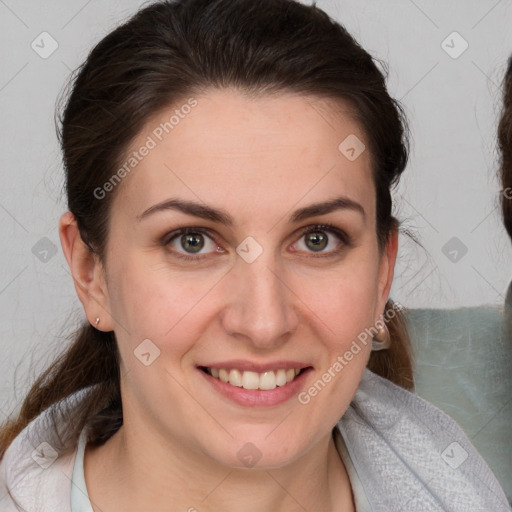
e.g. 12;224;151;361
376;225;399;316
59;212;114;331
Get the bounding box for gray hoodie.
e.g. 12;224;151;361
0;368;510;511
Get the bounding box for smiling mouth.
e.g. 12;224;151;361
199;366;307;391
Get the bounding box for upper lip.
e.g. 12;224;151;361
198;360;312;373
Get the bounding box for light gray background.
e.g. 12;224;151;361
1;1;511;415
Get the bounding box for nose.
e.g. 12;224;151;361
220;252;299;349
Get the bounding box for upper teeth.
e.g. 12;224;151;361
207;368;301;390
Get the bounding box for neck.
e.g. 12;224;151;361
85;425;354;512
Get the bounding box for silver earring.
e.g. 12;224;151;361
95;317;100;327
371;322;390;351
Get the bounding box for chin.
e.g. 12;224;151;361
203;433;309;471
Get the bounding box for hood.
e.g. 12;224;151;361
0;386;93;511
337;368;511;511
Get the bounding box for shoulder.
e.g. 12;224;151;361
335;369;511;511
0;447;76;511
0;386;97;511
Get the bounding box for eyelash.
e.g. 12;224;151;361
161;223;351;262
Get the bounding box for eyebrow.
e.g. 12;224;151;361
136;196;365;224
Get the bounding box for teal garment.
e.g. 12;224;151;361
406;299;512;505
333;428;372;512
70;425;93;512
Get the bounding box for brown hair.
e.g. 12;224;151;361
498;56;512;240
0;0;414;461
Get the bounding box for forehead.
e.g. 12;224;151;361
110;88;374;223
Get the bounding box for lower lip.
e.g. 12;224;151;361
198;367;312;407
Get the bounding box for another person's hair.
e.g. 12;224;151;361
498;56;512;240
0;0;413;461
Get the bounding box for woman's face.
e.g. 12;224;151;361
97;88;396;469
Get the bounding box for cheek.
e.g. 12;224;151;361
300;253;381;393
296;267;379;416
319;286;376;369
307;255;381;333
107;252;222;355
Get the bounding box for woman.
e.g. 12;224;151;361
0;0;508;510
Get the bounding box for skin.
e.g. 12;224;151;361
59;88;398;512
